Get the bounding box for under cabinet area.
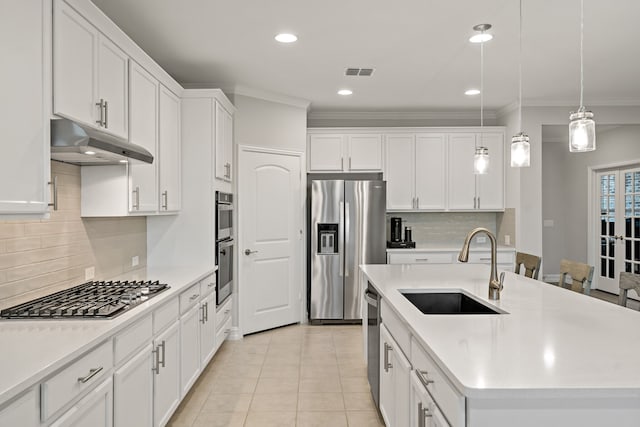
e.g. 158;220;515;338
307;132;383;172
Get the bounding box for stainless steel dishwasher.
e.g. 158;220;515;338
364;283;381;407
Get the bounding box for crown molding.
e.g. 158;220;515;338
231;85;311;110
522;99;640;108
307;110;498;121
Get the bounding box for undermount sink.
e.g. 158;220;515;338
400;291;504;315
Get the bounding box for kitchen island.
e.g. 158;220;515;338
362;263;640;427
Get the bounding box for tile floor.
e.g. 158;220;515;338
168;324;385;427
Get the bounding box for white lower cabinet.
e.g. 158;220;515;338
410;371;449;427
113;344;153;427
50;378;113;427
0;389;39;427
200;292;217;366
153;321;180;427
180;304;201;396
380;323;411;427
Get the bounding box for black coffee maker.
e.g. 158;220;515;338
390;217;403;242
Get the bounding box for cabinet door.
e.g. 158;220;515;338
153;322;180;427
0;0;50;214
415;134;446;210
448;133;477;210
215;102;233;181
0;389;38;427
158;86;181;212
200;293;217;366
410;372;448;427
53;1;98;128
308;134;345;171
114;344;153;427
97;34;128;139
476;133;505;210
129;61;158;214
385;134;415;210
347;134;383;171
50;378;112;427
379;324;395;427
392;339;412;427
180;304;201;396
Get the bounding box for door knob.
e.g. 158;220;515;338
244;249;258;255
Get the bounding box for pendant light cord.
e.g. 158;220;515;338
480;37;484;127
580;0;584;109
518;0;523;132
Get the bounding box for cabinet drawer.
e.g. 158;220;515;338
411;337;465;427
200;274;216;296
180;283;201;315
388;252;453;265
41;340;113;421
467;251;514;265
380;299;410;358
215;296;233;331
114;314;152;364
153;297;179;334
216;316;232;347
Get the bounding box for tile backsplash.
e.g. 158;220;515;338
0;161;146;309
388;212;498;246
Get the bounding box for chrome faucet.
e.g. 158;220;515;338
458;227;504;300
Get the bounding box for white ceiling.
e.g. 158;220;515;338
91;0;640;113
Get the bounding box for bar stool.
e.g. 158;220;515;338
558;259;594;295
618;272;640;309
514;252;542;280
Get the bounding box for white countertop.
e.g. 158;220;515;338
386;244;515;253
0;265;215;406
361;263;640;399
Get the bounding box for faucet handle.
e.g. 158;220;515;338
499;271;505;290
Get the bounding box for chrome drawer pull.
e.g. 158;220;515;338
189;293;199;301
416;370;435;388
384;342;393;372
415;258;429;262
77;366;103;383
152;346;160;374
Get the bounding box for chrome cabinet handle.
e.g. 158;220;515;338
162;190;168;210
200;304;206;324
416;370;435;388
204;302;209;322
95;99;105;126
341;157;344;170
415;258;430;262
383;342;393;372
207;281;215;288
416;197;420;209
132;187;140;210
104;100;108;128
349;157;352;170
224;308;231;315
189;293;200;301
48;176;58;211
418;402;433;427
479;257;492;261
478;197;481;209
77;366;103;383
244;249;258;255
152;345;160;374
159;340;166;368
473;196;477;209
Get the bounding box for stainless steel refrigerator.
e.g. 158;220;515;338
309;180;386;322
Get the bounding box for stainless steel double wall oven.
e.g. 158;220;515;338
215;191;234;306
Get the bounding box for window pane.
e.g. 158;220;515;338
601;176;608;195
626;240;632;260
626;218;632;237
626;173;633;194
635;172;640;192
609;218;615;236
609;175;616;194
609;259;615;279
609;239;615;257
626;262;632;273
601;197;607;214
609;197;615;213
601;237;607;256
635;195;640;212
626;195;633;216
635;263;640;275
600;258;607;277
635;240;640;261
635;218;640;238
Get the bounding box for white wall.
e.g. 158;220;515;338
232;95;307;152
542;125;640;276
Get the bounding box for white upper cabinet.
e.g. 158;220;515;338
385;134;415;210
158;85;181;212
415;134;447;210
129;62;159;214
0;0;50;215
215;101;234;182
307;133;383;172
54;1;128;138
448;132;505;211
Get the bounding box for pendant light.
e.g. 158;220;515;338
569;0;596;152
473;24;491;175
511;0;530;167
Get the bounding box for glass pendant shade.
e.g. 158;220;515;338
474;146;490;174
569;109;596;152
510;133;530;167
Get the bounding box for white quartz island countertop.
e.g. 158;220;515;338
0;265;214;406
361;263;640;399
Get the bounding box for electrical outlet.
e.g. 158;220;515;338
476;236;487;244
131;256;139;267
85;267;95;280
505;235;511;245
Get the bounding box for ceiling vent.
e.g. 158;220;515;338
345;68;375;76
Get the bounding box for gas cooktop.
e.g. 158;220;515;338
0;280;169;319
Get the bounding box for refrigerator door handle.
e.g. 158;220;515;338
339;201;345;277
344;202;350;277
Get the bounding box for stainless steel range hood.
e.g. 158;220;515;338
50;119;154;165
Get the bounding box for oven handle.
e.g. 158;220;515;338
364;291;378;308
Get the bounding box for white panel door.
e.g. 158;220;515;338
0;0;49;214
476;132;505;210
50;378;112;427
448;133;477;210
53;1;98;127
308;134;345;171
153;322;180;427
348;134;383;171
240;148;303;334
415;134;447;210
97;34;128;139
0;389;38;427
129;61;158;214
200;292;217;366
114;344;153;427
385;134;415;210
180;304;201;396
379;324;394;427
158;85;181;212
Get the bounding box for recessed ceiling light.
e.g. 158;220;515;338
465;89;480;96
338;89;353;96
85;151;96;155
469;23;493;43
275;33;297;43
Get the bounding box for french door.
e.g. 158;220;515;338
596;167;640;293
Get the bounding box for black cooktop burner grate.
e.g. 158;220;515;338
0;280;169;319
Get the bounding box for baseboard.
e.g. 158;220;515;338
228;326;242;341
